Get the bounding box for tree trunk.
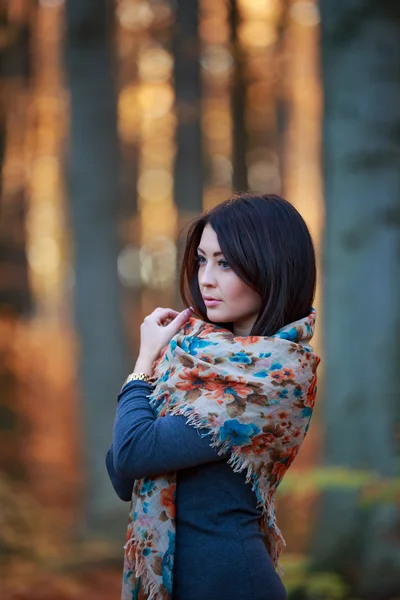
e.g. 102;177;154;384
64;0;130;542
312;2;400;597
228;0;248;192
173;0;203;215
0;4;32;314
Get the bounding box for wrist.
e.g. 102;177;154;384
133;353;155;376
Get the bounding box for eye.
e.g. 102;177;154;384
195;255;230;270
218;260;230;270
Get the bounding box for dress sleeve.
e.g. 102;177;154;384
105;444;135;501
107;380;226;484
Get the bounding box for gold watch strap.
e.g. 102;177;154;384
120;371;152;391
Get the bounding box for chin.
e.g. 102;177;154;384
206;309;231;323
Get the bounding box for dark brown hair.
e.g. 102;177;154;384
179;193;316;337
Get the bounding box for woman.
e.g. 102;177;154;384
106;193;320;600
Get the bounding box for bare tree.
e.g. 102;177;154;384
228;0;248;191
173;0;203;214
64;0;130;542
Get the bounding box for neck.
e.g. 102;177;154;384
233;317;256;336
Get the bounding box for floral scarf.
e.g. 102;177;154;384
121;309;320;600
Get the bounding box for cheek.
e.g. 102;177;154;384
223;274;247;300
223;273;258;304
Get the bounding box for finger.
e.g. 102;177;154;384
166;308;192;334
152;308;180;323
153;307;180;316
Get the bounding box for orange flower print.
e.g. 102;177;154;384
203;374;254;404
219;374;254;397
305;375;317;410
198;354;213;364
270;370;285;384
281;368;295;379
278;411;288;420
207;413;224;428
126;525;135;544
243;432;276;455
234;336;260;346
272;461;287;482
280;446;299;466
200;322;222;337
175;366;216;393
160;484;176;520
270;368;295;384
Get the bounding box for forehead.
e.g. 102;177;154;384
198;224;220;248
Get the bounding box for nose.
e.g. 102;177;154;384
198;261;217;288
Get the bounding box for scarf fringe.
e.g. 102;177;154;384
124;538;165;600
166;400;286;574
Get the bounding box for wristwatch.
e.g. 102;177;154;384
121;371;152;391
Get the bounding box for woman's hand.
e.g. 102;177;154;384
135;306;193;369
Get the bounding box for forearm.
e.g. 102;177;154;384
110;380;225;480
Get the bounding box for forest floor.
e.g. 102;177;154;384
2;566;123;600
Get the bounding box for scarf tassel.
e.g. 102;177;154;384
123;537;165;600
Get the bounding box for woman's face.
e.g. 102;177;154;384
196;224;262;336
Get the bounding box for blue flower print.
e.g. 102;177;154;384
259;352;272;358
160;369;172;383
293;387;303;398
219;419;261;447
224;386;239;397
268;398;280;405
181;335;218;356
123;568;134;585
302;406;313;419
304;415;312;433
270;363;282;371
162;531;175;594
254;370;269;378
141;478;156;495
131;576;141;600
229;351;252;365
274;327;298;342
143;501;150;514
278;389;288;399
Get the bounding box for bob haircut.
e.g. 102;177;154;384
179;193;316;337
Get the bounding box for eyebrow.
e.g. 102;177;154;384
197;247;224;257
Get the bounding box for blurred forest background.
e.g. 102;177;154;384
0;0;399;599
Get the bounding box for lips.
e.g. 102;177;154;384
203;295;222;307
